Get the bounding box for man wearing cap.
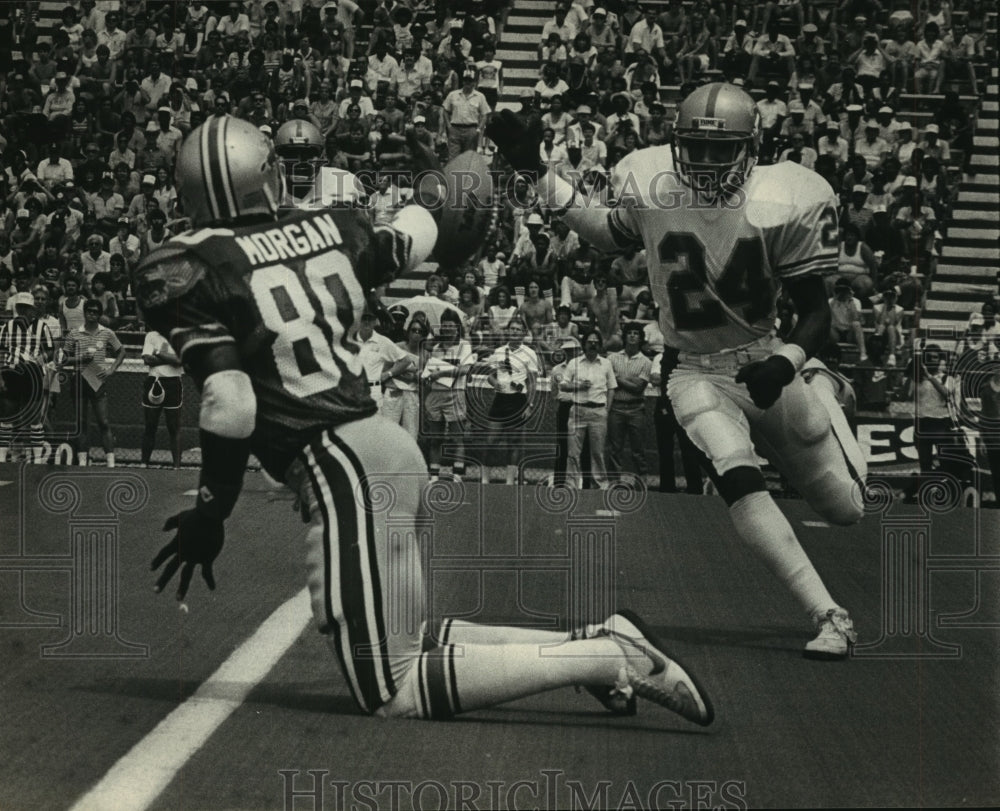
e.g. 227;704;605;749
848;32;889;93
88;172;126;232
855;119;891;170
585;7;617;54
795;23;826;61
138;121;171;173
0;291;54;464
607;322;652;482
356;311;410;412
829;277;868;363
337;79;375;119
126;174;158;222
110;217;142;269
443;69;490;159
919;123;950;164
35;142;74;190
842;184;875;238
437;19;472;65
42;72;75;120
722;18;754;77
875;105;901;146
892;121;916;164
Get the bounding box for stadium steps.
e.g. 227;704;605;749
495;0;555;111
921;65;999;332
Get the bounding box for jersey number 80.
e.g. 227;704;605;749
249;253;365;397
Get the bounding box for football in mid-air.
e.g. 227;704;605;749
433;150;495;270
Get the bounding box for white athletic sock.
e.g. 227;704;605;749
729;491;836;618
382;638;630;718
438;618;572;646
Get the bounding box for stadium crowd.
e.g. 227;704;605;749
0;0;997;502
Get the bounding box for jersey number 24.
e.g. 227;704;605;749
660;232;772;331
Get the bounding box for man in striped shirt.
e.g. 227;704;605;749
0;292;54;462
63;299;126;466
608;322;652;481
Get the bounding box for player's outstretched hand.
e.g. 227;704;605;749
735;355;796;410
152;509;225;600
485;110;545;177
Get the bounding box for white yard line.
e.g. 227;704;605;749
70;587;312;811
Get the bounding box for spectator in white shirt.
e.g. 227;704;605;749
483;317;541;485
36;142;75;189
561;330;618;489
626;8;666;64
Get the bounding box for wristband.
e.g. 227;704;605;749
773;343;807;374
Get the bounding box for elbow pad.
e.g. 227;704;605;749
200;369;256;439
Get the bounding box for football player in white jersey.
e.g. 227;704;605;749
274;119;366;209
488;83;868;660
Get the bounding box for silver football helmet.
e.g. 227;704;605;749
175;115;282;226
671;82;762;199
274;119;326;187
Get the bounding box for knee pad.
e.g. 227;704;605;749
717;466;767;506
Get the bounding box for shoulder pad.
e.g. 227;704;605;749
132;246;209;310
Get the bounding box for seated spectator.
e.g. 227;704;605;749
722;19;754;78
894;189;938;270
816;120;850;169
109;216;142;270
848;33;890;94
778;132;819;169
748;20;796;84
829;276;868;362
842;185;876;239
88;171;126;234
893;121;918;164
872;286;904;366
488;286;518;336
36;141;75;189
855;120;892;169
479;246;506;291
913;21;945;93
837;222;878;297
919;123;951;165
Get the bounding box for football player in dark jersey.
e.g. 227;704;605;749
136;114;713;725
